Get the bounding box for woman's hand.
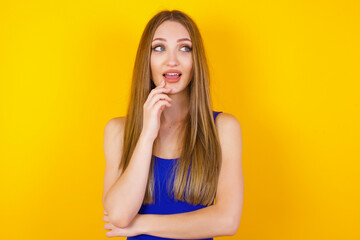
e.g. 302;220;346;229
142;80;172;141
103;210;143;237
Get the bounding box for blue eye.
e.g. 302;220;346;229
181;46;192;52
152;45;165;51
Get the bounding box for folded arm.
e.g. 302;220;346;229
138;204;237;238
137;113;244;238
104;113;244;238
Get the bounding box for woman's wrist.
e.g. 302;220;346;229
139;131;156;143
135;214;150;235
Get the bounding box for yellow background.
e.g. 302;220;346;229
1;0;359;239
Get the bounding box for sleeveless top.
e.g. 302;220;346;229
127;111;223;240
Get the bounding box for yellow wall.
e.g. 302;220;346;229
1;0;359;239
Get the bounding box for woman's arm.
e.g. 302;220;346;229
104;113;244;238
103;83;173;229
102;117;155;228
141;113;243;238
138;205;237;238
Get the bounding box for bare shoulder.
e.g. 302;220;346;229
104;116;126;135
103;116;127;165
102;116;127;203
215;112;242;136
215;112;242;158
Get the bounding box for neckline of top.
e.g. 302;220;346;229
152;110;222;161
152;155;179;160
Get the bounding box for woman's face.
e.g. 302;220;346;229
150;20;193;93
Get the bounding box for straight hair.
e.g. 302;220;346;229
119;10;222;206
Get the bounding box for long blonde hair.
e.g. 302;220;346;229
119;10;222;206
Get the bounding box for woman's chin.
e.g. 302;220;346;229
167;89;176;95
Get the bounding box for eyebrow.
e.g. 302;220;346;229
152;37;192;43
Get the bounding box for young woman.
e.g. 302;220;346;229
102;10;244;239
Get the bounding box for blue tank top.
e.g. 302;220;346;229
127;111;223;240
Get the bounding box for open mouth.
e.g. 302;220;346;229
163;73;182;79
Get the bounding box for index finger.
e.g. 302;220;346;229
148;83;171;99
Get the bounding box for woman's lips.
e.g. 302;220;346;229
163;73;182;83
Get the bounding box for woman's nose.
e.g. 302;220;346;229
165;50;179;67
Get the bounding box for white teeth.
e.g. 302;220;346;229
165;73;180;76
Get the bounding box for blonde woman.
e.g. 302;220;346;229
102;10;244;239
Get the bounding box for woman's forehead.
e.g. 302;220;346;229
153;21;191;40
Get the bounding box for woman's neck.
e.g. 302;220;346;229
160;88;190;127
153;88;189;157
